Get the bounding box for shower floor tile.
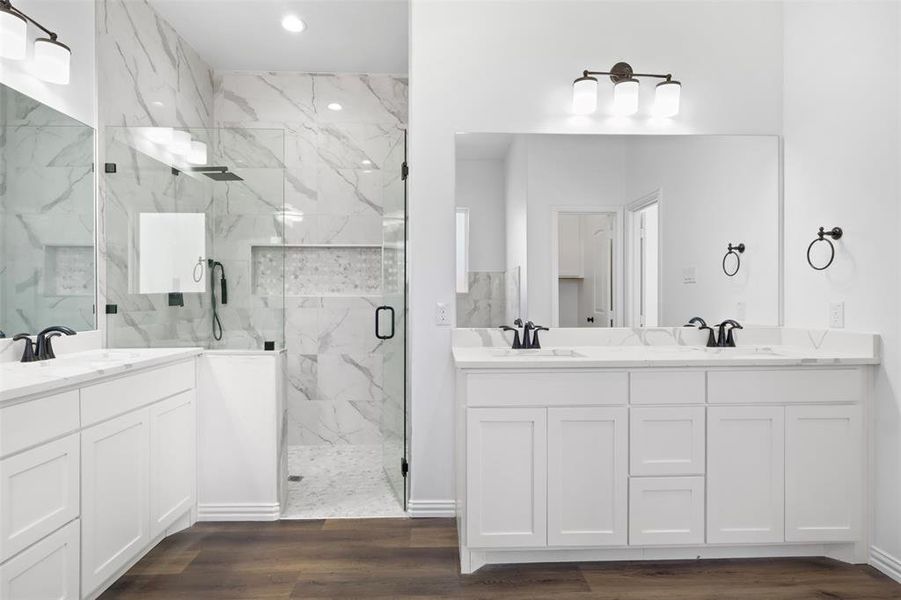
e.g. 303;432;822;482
282;445;406;519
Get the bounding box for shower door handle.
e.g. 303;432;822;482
375;306;395;340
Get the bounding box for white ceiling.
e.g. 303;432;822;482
148;0;409;74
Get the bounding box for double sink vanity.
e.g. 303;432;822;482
453;326;879;574
0;347;201;599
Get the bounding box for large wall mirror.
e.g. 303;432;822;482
0;83;96;336
455;133;780;329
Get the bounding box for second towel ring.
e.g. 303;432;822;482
722;243;745;277
807;227;843;271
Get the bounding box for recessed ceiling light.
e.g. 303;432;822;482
281;14;306;33
361;159;372;166
151;100;164;107
327;103;342;111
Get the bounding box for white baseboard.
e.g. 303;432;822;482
870;546;901;583
407;499;456;518
198;502;281;521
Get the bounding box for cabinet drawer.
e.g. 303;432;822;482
630;371;705;405
707;368;863;405
0;391;79;458
0;434;80;562
0;520;79;600
81;360;195;426
466;371;628;407
630;407;705;476
629;477;705;546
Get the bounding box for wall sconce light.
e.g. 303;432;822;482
572;61;681;117
0;0;71;85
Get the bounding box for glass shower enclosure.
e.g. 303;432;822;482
102;124;408;510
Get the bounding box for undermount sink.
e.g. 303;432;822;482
489;348;587;358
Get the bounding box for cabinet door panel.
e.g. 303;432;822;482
631;406;705;476
630;477;705;545
466;408;547;548
150;391;196;538
548;407;627;546
786;405;862;542
0;520;79;600
0;434;79;562
707;406;784;544
81;409;150;596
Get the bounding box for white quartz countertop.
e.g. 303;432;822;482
452;327;881;369
453;344;881;370
0;348;202;405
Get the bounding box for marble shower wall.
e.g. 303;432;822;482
97;0;216;347
0;85;95;335
457;271;506;328
214;72;408;446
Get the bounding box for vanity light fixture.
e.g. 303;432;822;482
572;61;681;117
0;0;71;84
187;140;208;165
169;130;192;156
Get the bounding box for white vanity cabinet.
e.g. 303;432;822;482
0;353;199;600
81;410;151;593
456;363;869;574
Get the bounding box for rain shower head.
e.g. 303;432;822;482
190;166;244;181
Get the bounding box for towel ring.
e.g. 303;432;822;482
807;227;843;271
722;243;745;277
192;256;205;283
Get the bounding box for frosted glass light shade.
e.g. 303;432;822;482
572;76;598;115
169;130;191;155
0;8;27;60
653;80;681;117
187;140;208;165
612;79;640;116
32;38;71;84
146;127;174;145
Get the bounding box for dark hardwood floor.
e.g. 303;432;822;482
101;518;901;599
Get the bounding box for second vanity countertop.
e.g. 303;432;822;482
0;347;203;405
452;327;881;370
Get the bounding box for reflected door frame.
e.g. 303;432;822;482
550;206;624;329
625;190;663;328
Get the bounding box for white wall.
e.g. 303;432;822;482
0;0;95;126
782;2;901;562
455;159;506;271
505;136;529;318
409;0;783;509
625;135;780;326
525;135;625;324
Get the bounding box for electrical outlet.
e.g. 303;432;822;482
435;302;451;326
829;302;845;329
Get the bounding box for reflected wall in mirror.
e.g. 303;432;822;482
0;83;95;335
455;133;780;329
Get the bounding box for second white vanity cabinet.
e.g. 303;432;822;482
456;363;870;574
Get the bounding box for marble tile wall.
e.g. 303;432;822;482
457;271;507;328
97;0;216;348
0;87;95;335
214;72;407;446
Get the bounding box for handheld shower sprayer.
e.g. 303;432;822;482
208;259;228;341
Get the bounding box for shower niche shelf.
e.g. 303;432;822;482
252;244;383;297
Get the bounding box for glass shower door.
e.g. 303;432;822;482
379;130;407;508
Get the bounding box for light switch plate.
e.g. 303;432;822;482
435;302;451;326
829;302;845;328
